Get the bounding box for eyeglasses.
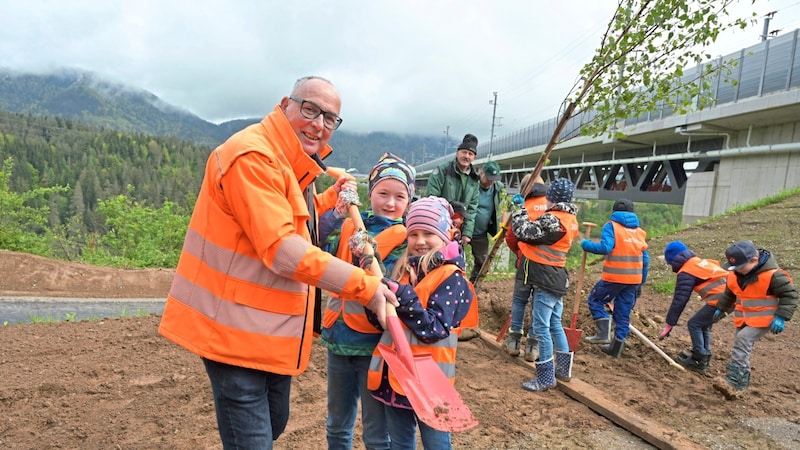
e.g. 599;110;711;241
289;97;343;130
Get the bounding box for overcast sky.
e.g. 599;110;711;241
2;0;799;144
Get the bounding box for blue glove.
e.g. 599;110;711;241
511;193;524;207
712;309;727;323
770;316;785;334
635;285;642;298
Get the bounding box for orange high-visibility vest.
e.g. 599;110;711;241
367;264;475;392
322;219;406;333
518;210;579;267
159;107;381;376
678;257;728;307
726;268;779;328
524;195;548;218
601;222;647;284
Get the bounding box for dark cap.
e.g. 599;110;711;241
724;240;758;270
482;160;501;181
613;198;635;212
457;134;478;154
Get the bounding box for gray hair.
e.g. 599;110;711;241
291;76;335;96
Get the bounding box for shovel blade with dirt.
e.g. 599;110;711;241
378;312;478;432
564;222;596;352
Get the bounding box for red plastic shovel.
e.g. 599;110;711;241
564;222;596;351
377;305;478;432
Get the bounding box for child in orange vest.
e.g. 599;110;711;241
364;196;476;449
508;178;579;392
503;174;549;361
658;241;729;374
714;240;797;392
582;199;649;358
318;153;415;449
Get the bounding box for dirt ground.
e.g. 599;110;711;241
1;193;800;449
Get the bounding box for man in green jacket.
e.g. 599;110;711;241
426;133;481;248
426;133;482;341
470;160;506;283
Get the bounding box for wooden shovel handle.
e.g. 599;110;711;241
347;203;416;367
571;222;597;317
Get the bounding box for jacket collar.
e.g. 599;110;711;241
260;105;333;191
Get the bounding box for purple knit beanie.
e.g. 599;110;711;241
406;196;454;243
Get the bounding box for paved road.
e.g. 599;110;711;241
0;297;166;324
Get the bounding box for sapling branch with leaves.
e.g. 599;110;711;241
473;0;756;287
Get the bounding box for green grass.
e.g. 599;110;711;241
694;186;800;226
16;308;151;325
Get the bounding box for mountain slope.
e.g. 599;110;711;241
0;69;226;146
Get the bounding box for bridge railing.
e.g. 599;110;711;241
416;28;800;172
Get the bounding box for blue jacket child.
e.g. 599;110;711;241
581;198;649;358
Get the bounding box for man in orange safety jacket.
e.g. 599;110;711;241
158;76;397;450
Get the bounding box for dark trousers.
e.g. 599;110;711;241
470;232;490;281
203;357;292;449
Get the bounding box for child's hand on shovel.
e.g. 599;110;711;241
334;187;361;219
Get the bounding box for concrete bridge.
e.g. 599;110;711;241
415;29;800;224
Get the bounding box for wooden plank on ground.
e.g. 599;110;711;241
476;329;704;450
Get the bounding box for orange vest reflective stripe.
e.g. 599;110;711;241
519;210;579;267
367;264;474;392
323;219;406;333
726;268;779;328
601;222;647;284
159;108;379;376
678;257;728;307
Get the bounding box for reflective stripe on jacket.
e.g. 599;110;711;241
678;257;728;307
727;268;779;328
519;210;578;267
367;264;464;392
323;219;406;333
601;222;647;284
159;106;381;376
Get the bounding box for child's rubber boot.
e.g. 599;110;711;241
584;318;612;344
601;337;625;358
521;357;556;392
555;351;573;382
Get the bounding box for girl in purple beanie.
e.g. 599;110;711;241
366;196;477;450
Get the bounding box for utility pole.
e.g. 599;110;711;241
760;11;777;42
489;92;501;158
443;125;449;157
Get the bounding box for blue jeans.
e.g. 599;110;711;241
383;404;451;450
586;280;637;340
203;357;291;450
687;304;716;356
327;351;390;450
510;279;534;335
532;288;569;362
